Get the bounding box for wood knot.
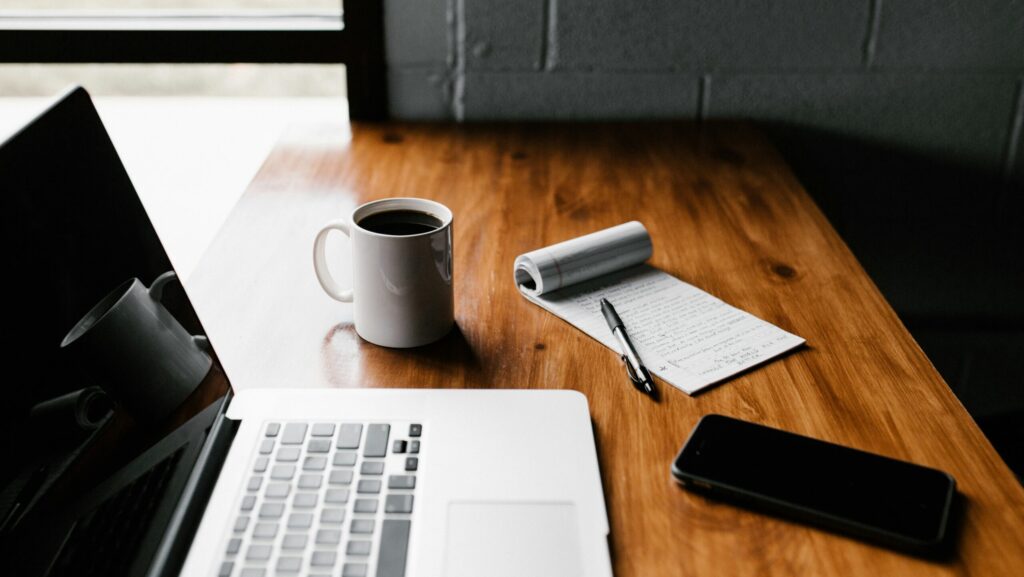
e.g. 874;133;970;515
534;342;546;350
770;262;797;279
382;133;404;144
511;151;528;160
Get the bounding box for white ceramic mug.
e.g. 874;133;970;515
313;198;454;348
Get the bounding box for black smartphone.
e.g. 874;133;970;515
671;414;957;555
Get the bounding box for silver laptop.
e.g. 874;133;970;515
1;87;611;577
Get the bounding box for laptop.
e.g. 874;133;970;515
0;86;612;577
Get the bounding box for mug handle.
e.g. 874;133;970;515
148;271;178;302
313;219;354;302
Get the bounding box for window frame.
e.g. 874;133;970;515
0;0;386;120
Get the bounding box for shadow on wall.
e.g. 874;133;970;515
759;123;1024;481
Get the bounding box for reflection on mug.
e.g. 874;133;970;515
61;271;211;422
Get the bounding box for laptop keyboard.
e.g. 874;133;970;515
219;421;422;577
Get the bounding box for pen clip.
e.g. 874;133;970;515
621;355;643;386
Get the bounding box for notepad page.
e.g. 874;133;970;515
522;264;805;395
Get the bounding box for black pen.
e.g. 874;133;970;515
600;298;657;399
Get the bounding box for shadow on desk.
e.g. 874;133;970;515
759;123;1024;481
321;322;485;387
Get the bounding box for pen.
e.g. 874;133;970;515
600;298;657;399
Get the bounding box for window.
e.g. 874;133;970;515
0;0;385;119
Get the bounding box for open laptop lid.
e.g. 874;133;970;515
0;86;235;575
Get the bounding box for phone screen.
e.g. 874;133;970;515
672;415;956;546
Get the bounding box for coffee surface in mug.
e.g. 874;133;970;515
358;209;442;236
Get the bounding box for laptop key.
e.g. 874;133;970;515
409;441;420;454
276;447;301;462
253;522;278;539
329;469;354;485
265;482;290;499
342;563;368;577
276;556;302;573
259;503;284;519
350;519;374;534
316;528;342;545
308;439;331;453
346;540;372;556
303;456;327;471
226;538;242;554
246;544;271;561
392;440;407;454
357;479;381;494
288;513;313;529
311;423;336;437
405;457;418;472
311;551;337;567
353;499;378;514
265;423;280;437
337;424;363;449
333;452;357;466
247;476;263;491
293;492;318;508
364;424;390;457
298;474;322;489
271;465;296;480
409;424;422;437
234;516;250;532
282;533;308;550
385;494;414;514
240;495;257;511
377;519;411;577
240;569;265;577
325;488;350;504
321;508;345;524
218;561;233;577
281;423;308;445
388;475;416;490
259;439;274;454
360;461;385;475
253;457;269;473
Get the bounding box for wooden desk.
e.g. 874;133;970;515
189;122;1024;576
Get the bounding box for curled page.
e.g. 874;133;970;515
514;221;653;296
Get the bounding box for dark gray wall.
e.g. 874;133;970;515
383;1;1024;476
385;0;1024;181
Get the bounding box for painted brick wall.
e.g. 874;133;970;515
384;0;1024;181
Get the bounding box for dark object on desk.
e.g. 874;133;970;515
671;414;957;556
600;298;657;399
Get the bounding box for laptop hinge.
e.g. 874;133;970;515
146;393;239;577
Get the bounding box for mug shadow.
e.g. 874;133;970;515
321;321;485;388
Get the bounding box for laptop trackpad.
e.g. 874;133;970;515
444;502;583;577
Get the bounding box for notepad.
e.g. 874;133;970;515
513;222;805;395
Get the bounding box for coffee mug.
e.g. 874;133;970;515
60;271;212;422
313;197;454;348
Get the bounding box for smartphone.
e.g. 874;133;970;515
671;414;957;555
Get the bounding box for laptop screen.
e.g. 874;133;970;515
0;87;230;526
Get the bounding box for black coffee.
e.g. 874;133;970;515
358;209;443;236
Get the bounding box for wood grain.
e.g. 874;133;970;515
188;121;1024;576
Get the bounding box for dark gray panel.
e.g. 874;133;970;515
874;0;1024;68
387;66;454;120
384;0;450;65
462;71;699;119
707;73;1019;173
555;0;869;70
465;0;547;70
